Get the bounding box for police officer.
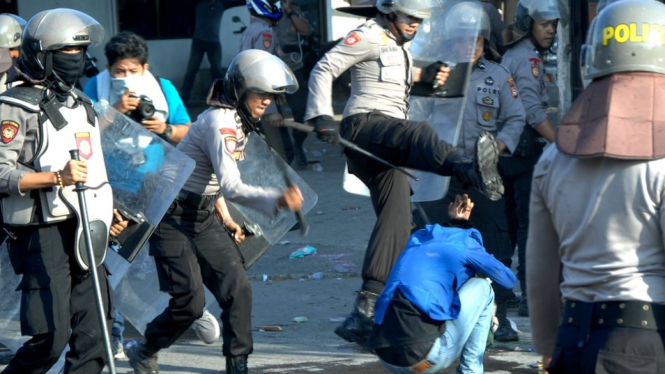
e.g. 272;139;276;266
306;0;505;349
0;8;129;374
126;49;303;374
0;14;24;93
273;0;312;168
499;0;561;335
239;0;296;164
415;0;526;343
528;1;665;371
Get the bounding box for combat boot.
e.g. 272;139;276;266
446;132;504;201
225;355;249;374
334;291;378;350
126;340;159;374
494;301;519;342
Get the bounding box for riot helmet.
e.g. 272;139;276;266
582;0;665;81
20;8;103;86
442;2;491;63
247;0;283;22
224;49;297;131
514;0;565;33
0;14;25;50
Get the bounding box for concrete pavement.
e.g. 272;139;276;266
0;103;543;373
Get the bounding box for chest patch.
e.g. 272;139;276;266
485;77;494;86
344;32;362;46
75;132;93;160
482;96;494;106
1;120;18;144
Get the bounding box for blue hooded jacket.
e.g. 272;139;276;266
375;224;517;324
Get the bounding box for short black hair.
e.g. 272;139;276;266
104;31;149;67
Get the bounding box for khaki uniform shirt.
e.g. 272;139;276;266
503;38;549;127
306;18;412;121
527;145;665;355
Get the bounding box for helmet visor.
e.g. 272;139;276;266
242;54;298;94
27;8;104;51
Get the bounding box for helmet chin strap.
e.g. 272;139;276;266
236;96;260;134
385;12;415;45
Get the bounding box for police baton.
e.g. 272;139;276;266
69;150;117;374
283;121;420;182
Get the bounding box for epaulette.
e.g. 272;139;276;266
0;85;43;113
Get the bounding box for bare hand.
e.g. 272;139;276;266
497;140;507;154
142;116;169;135
264;112;284;127
435;65;451;87
61;160;88;185
225;221;246;244
110;209;129;237
279;186;303;212
112;90;139;114
448;194;473;220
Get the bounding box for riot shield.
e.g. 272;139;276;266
408;1;484;202
114;133;318;335
0;102;195;373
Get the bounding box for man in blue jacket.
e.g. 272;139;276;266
370;194;516;374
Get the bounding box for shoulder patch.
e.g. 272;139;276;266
220;127;237;137
262;32;273;50
529;57;541;78
344;32;362;46
507;77;519;99
1;120;18;144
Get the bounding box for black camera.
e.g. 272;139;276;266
127;94;156;122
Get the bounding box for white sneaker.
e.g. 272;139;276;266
112;341;126;360
191;309;220;344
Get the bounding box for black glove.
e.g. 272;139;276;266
421;61;445;85
310;115;339;145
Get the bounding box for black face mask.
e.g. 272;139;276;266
51;50;85;87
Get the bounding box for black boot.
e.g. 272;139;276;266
446;132;503;201
334;291;378;350
494;301;519;342
294;141;308;169
126;340;159;374
225;355;248;374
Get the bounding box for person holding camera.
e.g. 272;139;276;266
84;31;191;142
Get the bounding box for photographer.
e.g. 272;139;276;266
84;31;191;142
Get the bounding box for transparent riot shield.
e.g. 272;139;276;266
0;102;196;373
115;132;318;335
409;1;484;202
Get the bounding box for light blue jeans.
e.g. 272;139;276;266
379;278;495;374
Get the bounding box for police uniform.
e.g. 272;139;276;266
306;17;460;286
138;81;281;360
0;86;114;373
500;37;549;303
239;16;300;164
273;6;311;164
417;56;524;230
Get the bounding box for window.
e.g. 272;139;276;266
117;0;245;40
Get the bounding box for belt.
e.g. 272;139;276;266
562;300;665;331
175;190;216;210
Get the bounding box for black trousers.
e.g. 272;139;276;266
143;200;252;357
547;325;665;373
502;168;533;294
3;220;113;374
342;112;457;285
180;38;223;102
